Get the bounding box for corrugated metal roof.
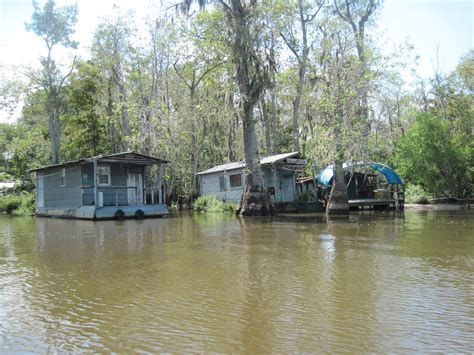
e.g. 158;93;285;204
29;151;169;172
196;152;300;175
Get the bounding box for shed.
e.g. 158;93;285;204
318;162;405;210
30;152;170;220
196;152;306;203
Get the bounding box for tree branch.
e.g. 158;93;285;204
194;61;226;88
280;31;300;61
173;59;193;91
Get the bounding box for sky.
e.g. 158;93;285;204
0;0;473;122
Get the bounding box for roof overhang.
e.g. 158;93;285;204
29;151;169;173
196;152;304;176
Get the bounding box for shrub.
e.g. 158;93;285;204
193;195;237;213
393;112;470;198
13;192;36;216
0;192;35;216
404;184;430;204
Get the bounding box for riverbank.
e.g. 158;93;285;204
405;202;472;211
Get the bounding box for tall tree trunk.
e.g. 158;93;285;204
326;67;349;215
259;99;273;155
238;103;274;216
48;109;61;164
290;0;310;152
292;65;304;152
228;0;275;216
326;161;349;215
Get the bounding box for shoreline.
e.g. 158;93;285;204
405;203;472;211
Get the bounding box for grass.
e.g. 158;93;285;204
193;195;237;213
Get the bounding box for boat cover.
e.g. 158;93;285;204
318;162;404;186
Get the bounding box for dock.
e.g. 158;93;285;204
349;198;401;210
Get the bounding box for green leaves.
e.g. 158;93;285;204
393;112;471;198
61;61;109;159
26;0;78;49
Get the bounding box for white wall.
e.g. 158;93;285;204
200;169;243;203
200;166;298;203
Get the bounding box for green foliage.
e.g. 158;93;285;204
193;195;236;213
62;61;109;159
1;95;50;178
1;2;470;206
0;192;35;216
13;192;36;216
393;112;471;198
26;0;78;49
404;184;430;204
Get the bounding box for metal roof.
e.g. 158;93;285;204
196;152;300;175
318;162;404;185
29;152;169;172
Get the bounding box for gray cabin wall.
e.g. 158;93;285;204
200;165;297;203
82;163;143;206
40;165;82;208
101;164;130;206
200;169;244;203
81;164;95;206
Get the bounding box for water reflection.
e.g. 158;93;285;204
0;211;472;352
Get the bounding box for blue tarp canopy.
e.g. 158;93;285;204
318;162;404;186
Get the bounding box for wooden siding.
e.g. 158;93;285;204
82;163;143;206
200;166;296;203
201;169;243;203
40;165;82;208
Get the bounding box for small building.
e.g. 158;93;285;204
30;152;170;220
196;152;306;204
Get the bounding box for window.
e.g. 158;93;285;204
229;173;242;187
219;175;226;191
98;165;110;186
60;168;66;187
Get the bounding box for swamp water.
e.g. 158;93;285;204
0;210;473;352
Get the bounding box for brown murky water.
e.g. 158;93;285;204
0;210;473;352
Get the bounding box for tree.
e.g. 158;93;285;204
334;0;381;123
221;0;275;215
91;9;135;152
393;112;470;198
178;0;275;215
4;90;51;178
281;0;325;151
62;61;108;159
26;0;78;164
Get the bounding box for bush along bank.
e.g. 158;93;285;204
193;195;237;213
0;191;36;216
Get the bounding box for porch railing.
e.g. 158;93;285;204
81;186;162;207
145;187;162;205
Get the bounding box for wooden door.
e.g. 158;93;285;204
281;174;295;202
127;173;143;205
